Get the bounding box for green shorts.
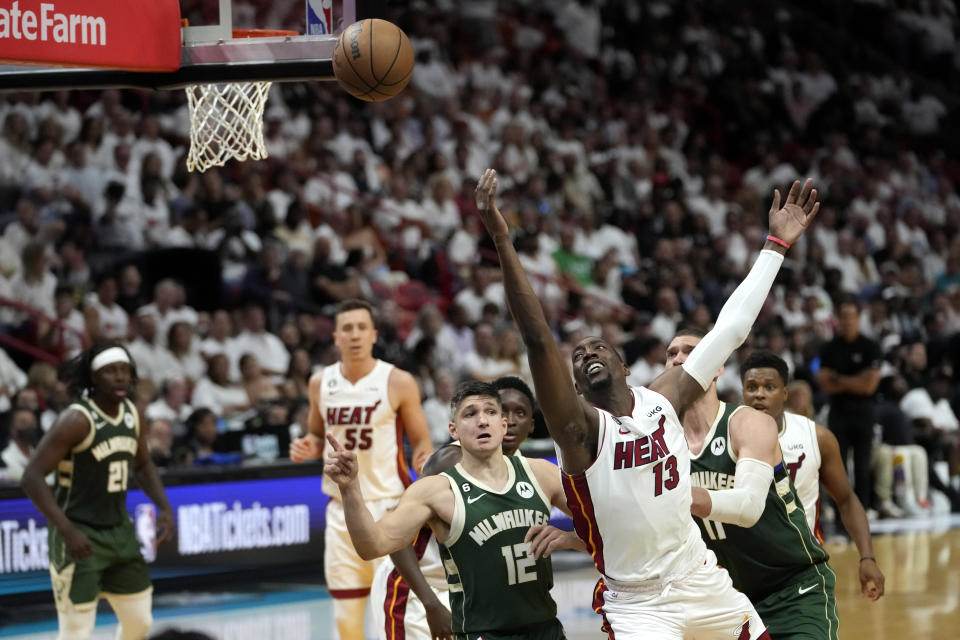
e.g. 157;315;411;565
456;618;566;640
49;519;151;609
754;562;839;640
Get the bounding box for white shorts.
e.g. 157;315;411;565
593;552;768;640
325;497;397;598
371;558;450;640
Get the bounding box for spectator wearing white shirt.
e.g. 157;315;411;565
127;309;178;385
84;272;130;342
191;353;251;419
0;347;27;413
199;309;234;360
1;408;41;481
421;368;456;447
626;337;666;387
420;175;461;242
137;279;199;346
145;377;194;437
166;321;207;385
9;241;56;325
227;303;290;380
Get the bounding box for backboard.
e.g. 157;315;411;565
0;0;362;91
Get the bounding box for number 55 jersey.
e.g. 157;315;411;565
320;359;410;501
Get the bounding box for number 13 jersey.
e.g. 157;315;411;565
562;386;707;584
320;359;410;501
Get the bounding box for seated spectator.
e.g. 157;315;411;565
10;241;56;331
84;271;129;342
199;309;234;363
227;303;290;380
1;408;41;481
146;417;174;467
44;286;86;358
900;369;960;505
0;347;28;413
191;354;250;419
127;309;178;385
422;368;456;447
174;408;230;466
166;321;206;385
145;377;193;438
874;375;934;516
281;348;312;400
626;337;667;387
240;353;281;407
137;279;198;345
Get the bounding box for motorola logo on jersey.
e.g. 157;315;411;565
516;482;534;499
326;399;381;426
710;437;726;456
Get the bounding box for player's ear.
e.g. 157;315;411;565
448;421;458;441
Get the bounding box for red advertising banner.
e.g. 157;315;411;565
0;0;181;72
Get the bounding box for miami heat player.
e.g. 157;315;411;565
290;299;433;640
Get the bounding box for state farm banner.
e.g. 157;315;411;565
0;0;181;72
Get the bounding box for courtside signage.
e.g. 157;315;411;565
0;0;180;72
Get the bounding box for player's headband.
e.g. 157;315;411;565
91;347;131;372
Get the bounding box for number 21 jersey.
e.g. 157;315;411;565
320;359;409;500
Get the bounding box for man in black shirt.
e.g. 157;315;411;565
818;299;883;508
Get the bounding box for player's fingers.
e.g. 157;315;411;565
524;524;546;543
797;177;813;206
786;180;801;204
806;201;820;223
803;186;818;213
768;189;780;215
326;434;342;452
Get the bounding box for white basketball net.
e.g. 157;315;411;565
185;81;273;172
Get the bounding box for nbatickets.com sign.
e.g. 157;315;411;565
178;501;311;555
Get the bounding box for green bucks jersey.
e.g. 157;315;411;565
54;397;140;528
440;455;558;635
690;402;830;602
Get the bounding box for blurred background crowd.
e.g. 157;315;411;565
1;0;960;524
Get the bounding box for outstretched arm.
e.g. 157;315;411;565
691;408;780;527
475;170;599;473
325;435;440;560
651;179;820;415
817;424;884;600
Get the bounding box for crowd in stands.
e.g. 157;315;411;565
1;0;960;520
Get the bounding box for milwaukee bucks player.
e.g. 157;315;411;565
22;342;174;640
666;332;839;640
327;380;581;639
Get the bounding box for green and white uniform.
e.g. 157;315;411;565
690;402;839;640
49;397;151;609
440;455;565;640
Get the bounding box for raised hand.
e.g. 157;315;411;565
474;169;510;239
324;434;358;488
767;178;820;247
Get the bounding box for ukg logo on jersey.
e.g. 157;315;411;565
0;519;48;573
0;2;106;45
178;501;310;555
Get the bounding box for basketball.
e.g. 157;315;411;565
333;19;414;102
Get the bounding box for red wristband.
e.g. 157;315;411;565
766;234;791;249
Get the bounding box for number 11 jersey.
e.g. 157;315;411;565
320;359;410;501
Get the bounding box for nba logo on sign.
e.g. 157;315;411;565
307;0;333;35
135;504;157;563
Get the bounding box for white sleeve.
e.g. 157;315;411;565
706;457;773;527
682;250;784;390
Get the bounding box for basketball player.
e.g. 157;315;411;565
475;168;819;639
327;380;579;639
665;332;841;639
740;350;885;600
289;299;434;640
372;376;539;640
21;342;175;640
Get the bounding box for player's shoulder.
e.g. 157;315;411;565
408;473;455;504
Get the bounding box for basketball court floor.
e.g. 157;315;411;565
2;516;959;640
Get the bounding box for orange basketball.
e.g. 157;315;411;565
333;19;414;102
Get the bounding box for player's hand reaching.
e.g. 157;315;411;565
767;178;820;247
290;435;322;463
525;524;586;559
475;169;510;239
859;557;885;601
324;435;359;488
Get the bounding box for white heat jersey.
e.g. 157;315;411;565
562;386;707;584
779;411;822;537
320;359;411;501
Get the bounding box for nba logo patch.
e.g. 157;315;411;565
711;437;726;456
124;413;135;429
135;504;157;563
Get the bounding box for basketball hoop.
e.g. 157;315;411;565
185;29;298;173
